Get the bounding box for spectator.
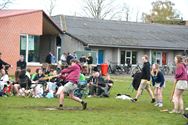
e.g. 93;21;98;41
0;69;9;93
131;55;155;103
66;53;74;65
151;64;165;107
60;53;67;65
169;55;187;114
17;55;26;70
87;68;105;97
51;52;56;64
45;52;52;64
0;52;11;70
103;74;114;97
87;53;93;74
73;51;77;59
79;54;87;65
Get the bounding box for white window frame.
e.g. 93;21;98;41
20;34;40;65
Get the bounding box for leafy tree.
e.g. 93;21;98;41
142;0;184;25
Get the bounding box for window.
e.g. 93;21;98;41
20;34;40;63
152;51;167;65
120;50;137;65
120;51;125;64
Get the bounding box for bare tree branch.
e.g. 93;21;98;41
0;0;13;10
82;0;125;20
46;0;57;16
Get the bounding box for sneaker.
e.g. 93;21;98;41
58;104;63;110
169;110;178;114
131;98;137;102
151;99;155;103
158;103;163;108
154;103;159;107
81;101;87;110
183;114;188;119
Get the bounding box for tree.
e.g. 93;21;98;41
142;0;183;25
0;0;13;9
82;0;124;20
46;0;57;16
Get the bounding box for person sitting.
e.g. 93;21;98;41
18;69;31;96
103;74;114;97
44;70;59;98
87;69;105;97
0;69;9;96
31;68;45;98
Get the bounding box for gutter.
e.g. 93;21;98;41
87;44;188;51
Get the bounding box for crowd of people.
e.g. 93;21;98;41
0;52;113;110
0;51;188;124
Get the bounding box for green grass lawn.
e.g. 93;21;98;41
0;76;187;125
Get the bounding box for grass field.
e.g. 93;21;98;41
0;75;188;125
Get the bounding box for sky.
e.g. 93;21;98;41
7;0;188;22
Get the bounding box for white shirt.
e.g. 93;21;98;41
0;74;9;91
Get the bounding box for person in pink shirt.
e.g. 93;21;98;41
169;55;188;114
56;59;87;110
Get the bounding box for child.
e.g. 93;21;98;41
56;59;87;110
151;64;165;107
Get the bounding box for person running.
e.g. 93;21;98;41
131;55;155;103
169;55;188;114
151;64;165;107
56;59;87;110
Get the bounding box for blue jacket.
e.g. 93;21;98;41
151;71;165;87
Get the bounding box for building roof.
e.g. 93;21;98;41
0;9;63;35
52;15;188;50
0;9;40;18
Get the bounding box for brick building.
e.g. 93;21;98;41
0;10;62;74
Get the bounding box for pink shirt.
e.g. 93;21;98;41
175;63;187;81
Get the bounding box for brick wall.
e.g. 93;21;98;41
0;11;43;74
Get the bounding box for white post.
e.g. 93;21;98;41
26;34;29;63
149;50;152;64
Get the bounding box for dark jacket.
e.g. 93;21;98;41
17;60;26;70
45;54;52;64
87;56;93;64
87;75;105;87
0;59;10;70
151;71;165;87
141;62;150;81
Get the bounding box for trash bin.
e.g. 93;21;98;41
101;63;108;76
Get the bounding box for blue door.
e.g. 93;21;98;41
98;50;104;64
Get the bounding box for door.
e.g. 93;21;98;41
98;50;104;64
